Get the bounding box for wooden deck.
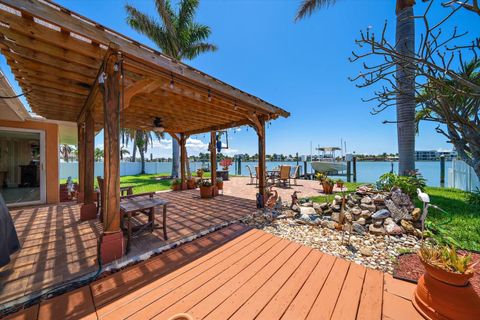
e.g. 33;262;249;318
3;226;423;320
0;190;255;306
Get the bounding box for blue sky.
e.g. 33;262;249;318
1;0;477;158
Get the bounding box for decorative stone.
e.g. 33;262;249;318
300;206;316;216
400;219;415;234
331;211;341;223
373;220;383;227
360;203;376;212
385;199;412;222
361;196;373;204
352;222;366;234
372;209;391;219
356;217;366;225
384;218;404;235
412;208;422;221
360;210;372;219
360;247;373;257
414;228;423;238
319;202;329;210
321;220;337;230
334;195;342;202
369;224;386;235
302;201;313;207
332;205;341;212
323;208;333;215
344;211;352;222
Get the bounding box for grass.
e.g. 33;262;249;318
307;182;480;251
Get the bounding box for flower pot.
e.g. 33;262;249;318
187;179;196;189
322;182;334;194
216;181;223;190
171;184;180;191
336;182;344;189
413;259;480;320
200;186;213;199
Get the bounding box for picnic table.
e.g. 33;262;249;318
120;194;168;253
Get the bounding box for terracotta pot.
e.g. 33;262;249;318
413;259;480;320
216;181;223;190
336;182;344;189
200;186;213;198
322;182;334;194
187;179;196;189
171;184;180;191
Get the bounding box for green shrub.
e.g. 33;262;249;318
466;188;480;207
377;171;426;198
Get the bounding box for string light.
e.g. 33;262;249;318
234;100;238;111
169;73;174;89
208;89;212;102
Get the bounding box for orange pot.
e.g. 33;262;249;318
171;184;180;191
200;186;213;198
187;179;196;189
322;182;334;194
216;181;223;190
413;260;480;320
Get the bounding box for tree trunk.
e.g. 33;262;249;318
140;147;145;174
132;144;137;162
172;134;180;178
395;2;416;175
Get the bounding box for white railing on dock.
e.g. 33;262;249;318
448;159;479;192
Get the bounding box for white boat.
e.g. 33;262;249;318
311;147;347;174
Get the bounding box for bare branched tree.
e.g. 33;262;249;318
349;0;480;178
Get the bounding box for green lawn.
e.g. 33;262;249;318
307;183;480;251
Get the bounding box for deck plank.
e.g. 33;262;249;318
383;291;423;320
383;274;416;300
229;245;312;320
37;286;97;320
255;250;323;319
203;242;302;320
331;262;366;320
186;238;293;319
306;257;350;320
91;223;249;307
101;231;270;320
1;305;39;320
356;268;384;320
149;235;285;319
281;254;336;320
96;229;264;319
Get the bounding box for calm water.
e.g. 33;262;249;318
189;160;451;187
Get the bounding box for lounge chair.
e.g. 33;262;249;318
291;165;300;185
278;165;291;187
246;165;257;185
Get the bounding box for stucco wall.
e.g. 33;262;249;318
0;119;59;204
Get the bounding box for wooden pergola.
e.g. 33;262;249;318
0;0;289;262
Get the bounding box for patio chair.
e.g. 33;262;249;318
0;194;20;267
278;165;291;187
97;176;134;221
246;165;257;185
290;165;300;185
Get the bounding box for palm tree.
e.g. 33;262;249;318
126;0;217;178
295;0;416;175
60;144;73;162
94;148;104;162
134;130;164;174
120;145;130;161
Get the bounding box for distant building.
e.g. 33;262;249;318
415;150;457;161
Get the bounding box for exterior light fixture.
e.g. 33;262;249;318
208;89;212;102
153;117;164;133
169;73;174;89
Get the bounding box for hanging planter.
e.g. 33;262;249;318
412;245;480;320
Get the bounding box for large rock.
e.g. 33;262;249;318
350;207;362;217
356;217;366;225
300;206;316;216
331;211;341;223
372;209;391;219
384;218;404;235
313;203;323;214
331;204;341;212
361;196;373;204
369;224;386;235
360;203;376;212
401;219;415;234
385;199;412;222
352;222;366;234
296;213;321;225
360;210;372;219
412;208;422;221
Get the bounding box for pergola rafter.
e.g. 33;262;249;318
0;0;289;263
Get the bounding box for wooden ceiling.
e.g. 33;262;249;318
0;0;289;134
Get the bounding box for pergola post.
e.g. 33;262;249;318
210;131;218;196
180;133;187;190
77;123;85;203
99;50;124;263
257;118;266;208
80;108;96;220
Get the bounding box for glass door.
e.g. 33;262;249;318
0;128;45;206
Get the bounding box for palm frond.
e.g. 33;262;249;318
154;0;179;54
295;0;337;21
182;42;217;60
178;0;199;30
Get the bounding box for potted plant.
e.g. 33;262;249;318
413;244;480;320
322;177;334;194
220;158;233;171
335;179;344;189
187;177;196;189
171;178;181;191
199;180;213;199
315;172;327;183
196;169;204;178
216;177;224;190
